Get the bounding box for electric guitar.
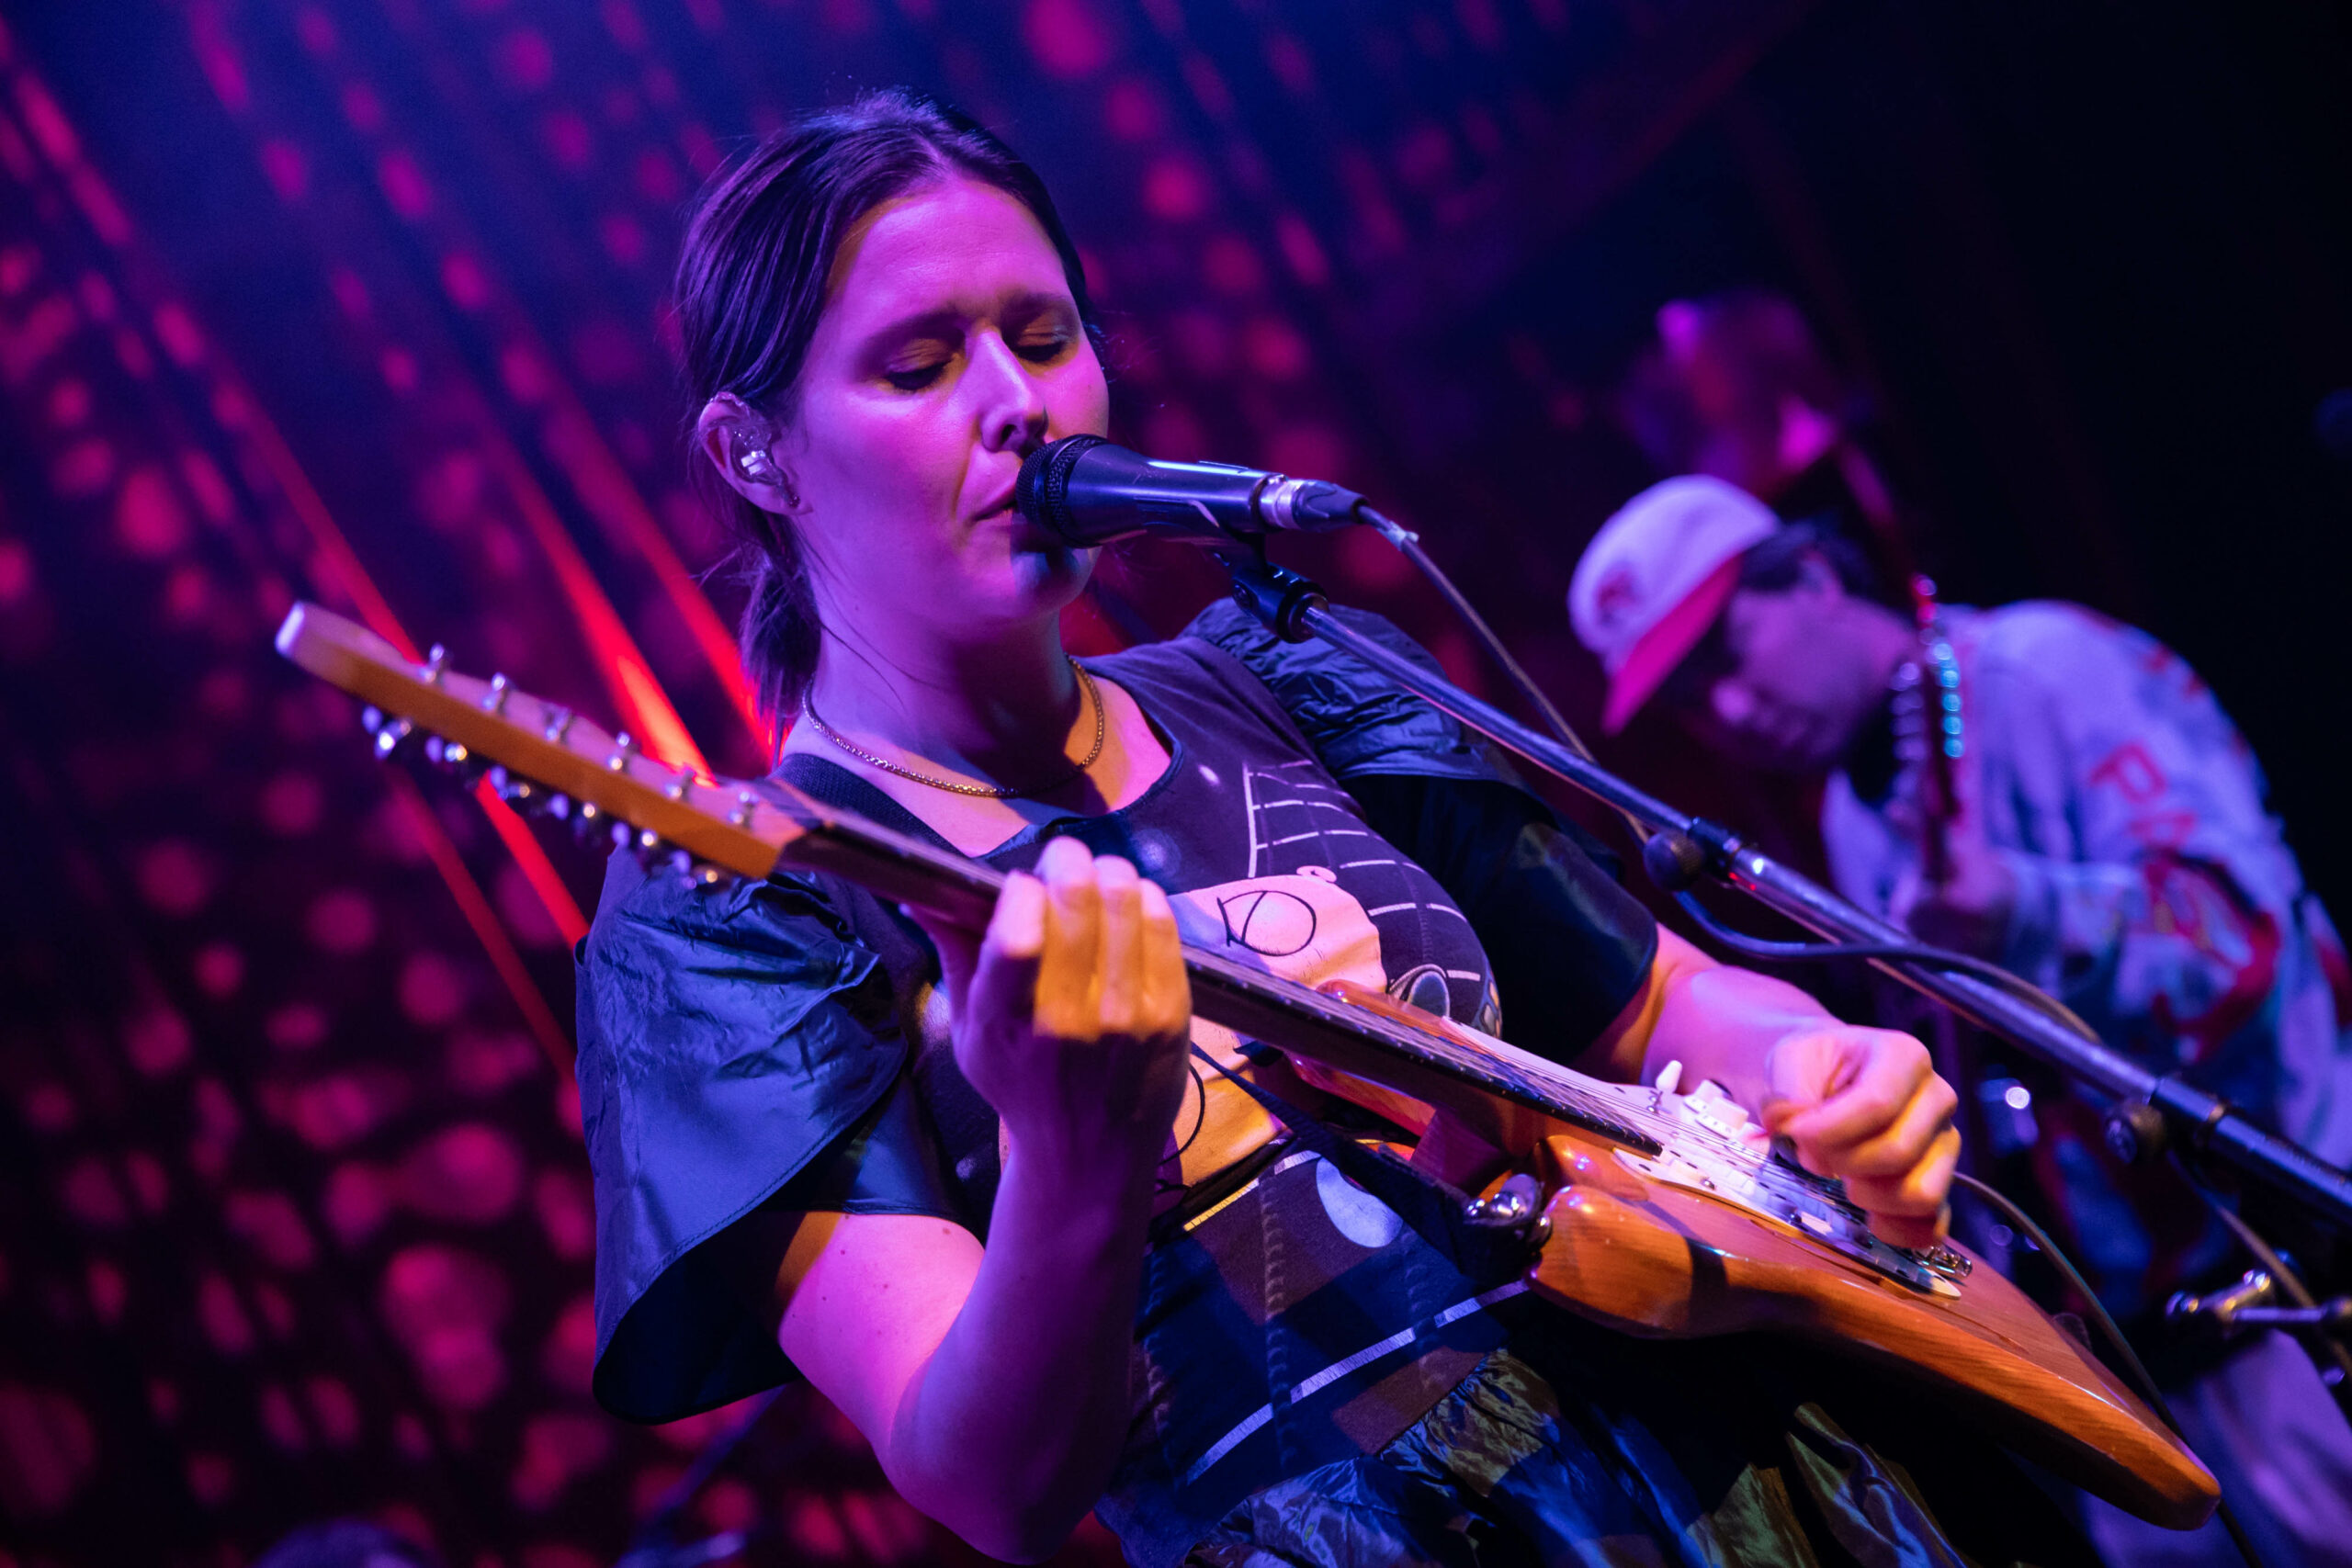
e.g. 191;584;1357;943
274;602;2218;1529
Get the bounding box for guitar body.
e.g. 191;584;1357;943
1527;1128;2217;1528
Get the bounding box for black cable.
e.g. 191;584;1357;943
1671;889;2102;1039
1365;511;1587;755
1952;1173;2266;1568
1366;509;1654;844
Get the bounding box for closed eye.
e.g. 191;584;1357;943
884;361;948;391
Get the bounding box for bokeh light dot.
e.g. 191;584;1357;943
258;769;324;835
307;887;379;954
1024;0;1114;79
265;1000;330;1052
122;1007;194;1077
304;1375;362;1447
196;1272;256;1356
1141;155;1211;221
191;941;243;998
399;951;470;1027
398;1122;526;1225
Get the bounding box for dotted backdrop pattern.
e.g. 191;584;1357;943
0;3;1682;1564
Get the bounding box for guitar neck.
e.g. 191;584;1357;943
751;776;1661;1154
275;602;1659;1153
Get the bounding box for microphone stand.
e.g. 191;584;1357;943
1219;554;2352;1240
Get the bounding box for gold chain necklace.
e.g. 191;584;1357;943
801;657;1106;799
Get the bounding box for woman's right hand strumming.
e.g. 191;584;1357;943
771;838;1193;1562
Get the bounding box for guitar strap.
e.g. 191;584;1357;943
1177;1043;1533;1287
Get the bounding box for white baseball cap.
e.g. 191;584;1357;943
1567;475;1780;733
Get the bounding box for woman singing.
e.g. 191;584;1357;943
577;92;2087;1566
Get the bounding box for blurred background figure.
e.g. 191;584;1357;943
1574;293;2352;1568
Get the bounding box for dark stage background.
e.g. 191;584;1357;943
2;3;2347;1565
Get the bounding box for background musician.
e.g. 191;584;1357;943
1570;293;2352;1565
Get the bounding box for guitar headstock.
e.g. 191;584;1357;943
275;602;1004;930
274;601;789;883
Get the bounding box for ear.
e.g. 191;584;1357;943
695;395;798;513
1795;549;1847;603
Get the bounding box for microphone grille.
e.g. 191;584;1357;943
1015;434;1106;538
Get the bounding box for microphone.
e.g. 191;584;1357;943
1013;434;1369;547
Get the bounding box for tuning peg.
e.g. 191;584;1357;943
482;674;511;715
489;768;542;811
543;793;571;821
423;645;448;685
605;732;637;773
361;705;385;735
728;789;757;828
633;827;663;854
422;738;487;787
571;800;603;839
371;717;415;760
693;863;728;887
543;707;575;744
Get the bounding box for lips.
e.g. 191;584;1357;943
970;481;1019;522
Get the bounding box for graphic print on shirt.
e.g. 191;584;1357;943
1151;757;1499;1195
1216;758;1500;1032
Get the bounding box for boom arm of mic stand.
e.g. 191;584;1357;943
1241;578;2352;1233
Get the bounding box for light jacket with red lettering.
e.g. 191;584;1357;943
1821;603;2352;1320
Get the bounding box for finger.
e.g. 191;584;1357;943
1844;1124;1962;1224
1036;838;1103;1039
1137;878;1191;1036
1863;1201;1950;1252
986;872;1048;961
1828;1074;1960;1179
963;873;1046;1031
902;901;984;1005
1093;856;1147;1035
1769;1033;1931;1154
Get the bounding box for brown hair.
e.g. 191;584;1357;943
673;90;1103;736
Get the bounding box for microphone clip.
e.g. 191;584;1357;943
1223;552;1328;643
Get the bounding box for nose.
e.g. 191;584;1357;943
970;331;1049;457
1709;679;1759;732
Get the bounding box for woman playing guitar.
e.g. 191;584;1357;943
575;92;2091;1565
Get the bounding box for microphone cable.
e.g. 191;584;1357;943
1360;508;1651;847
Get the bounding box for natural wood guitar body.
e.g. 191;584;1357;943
1526;1128;2219;1529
